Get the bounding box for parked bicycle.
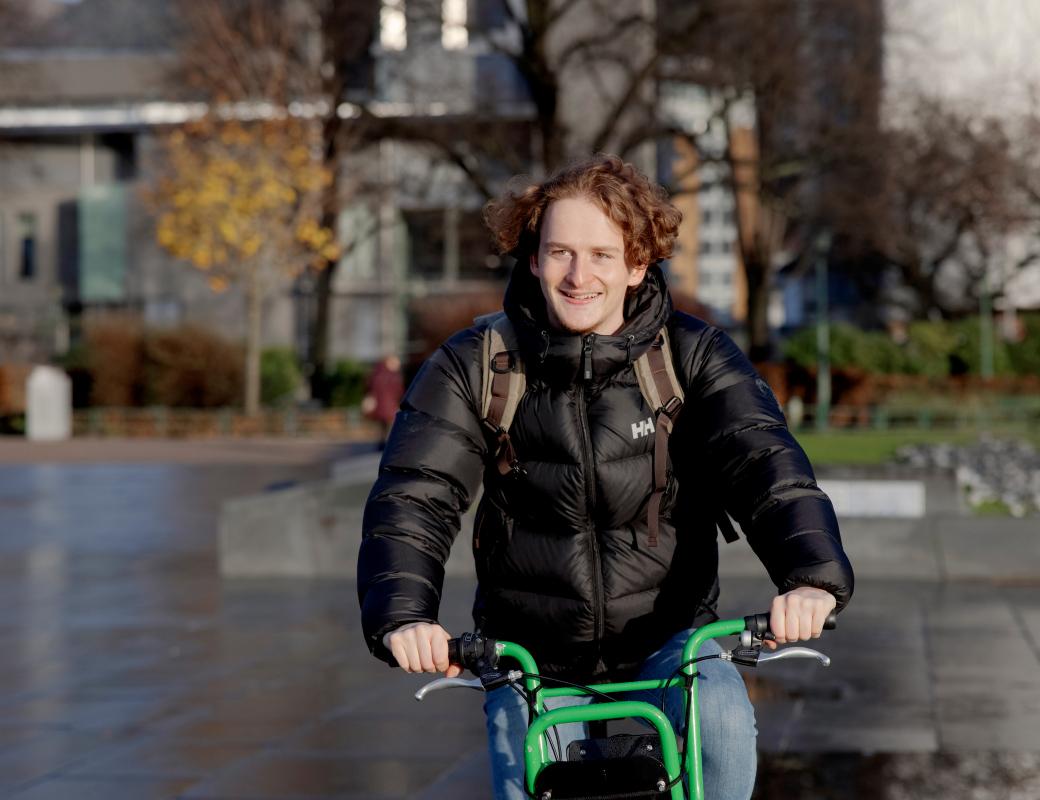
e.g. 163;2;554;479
414;612;836;800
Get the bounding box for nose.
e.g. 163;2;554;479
566;252;590;286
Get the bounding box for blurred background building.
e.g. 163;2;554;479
1;0;1037;404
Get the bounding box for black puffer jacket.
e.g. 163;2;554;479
358;265;853;679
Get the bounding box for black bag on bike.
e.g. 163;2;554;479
532;733;670;799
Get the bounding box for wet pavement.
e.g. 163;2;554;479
0;439;1038;798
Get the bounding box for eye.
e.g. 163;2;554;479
593;252;613;260
550;248;569;257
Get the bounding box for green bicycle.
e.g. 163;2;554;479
415;612;836;800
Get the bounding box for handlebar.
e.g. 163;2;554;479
445;612;837;672
743;610;837;637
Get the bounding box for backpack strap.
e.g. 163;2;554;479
633;326;741;546
477;312;526;476
633;328;684;547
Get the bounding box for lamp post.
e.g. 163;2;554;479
814;230;832;431
979;271;994;380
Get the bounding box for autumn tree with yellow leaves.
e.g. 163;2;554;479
152;116;338;415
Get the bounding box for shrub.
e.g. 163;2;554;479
783;314;1039;380
144;324;243;407
902;321;959;377
1007;313;1040;376
57;344;93;408
83;316;146;406
949;317;1013;377
325;359;368;408
261;348;302;407
782;323;907;374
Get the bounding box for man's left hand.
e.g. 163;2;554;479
765;586;837;650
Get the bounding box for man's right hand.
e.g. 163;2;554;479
382;622;462;678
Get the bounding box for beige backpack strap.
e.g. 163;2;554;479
633;328;684;547
477;312;527;476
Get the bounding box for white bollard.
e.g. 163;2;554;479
26;366;72;441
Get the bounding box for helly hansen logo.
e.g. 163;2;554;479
631;417;655;439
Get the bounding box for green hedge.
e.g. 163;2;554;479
260;348;302;407
324;359;368;408
783;313;1039;377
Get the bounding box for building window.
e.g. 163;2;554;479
442;0;467;49
380;0;407;50
699;240;713;255
458;209;498;280
701;209;714;225
18;212;37;280
403;209;445;279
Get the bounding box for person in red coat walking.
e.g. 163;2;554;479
362;355;404;445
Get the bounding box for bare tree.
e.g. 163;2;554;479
390;0;884;359
165;0;887;373
656;0;884;358
171;0;376;400
852;97;1039;318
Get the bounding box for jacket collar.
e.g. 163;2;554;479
502;263;673;386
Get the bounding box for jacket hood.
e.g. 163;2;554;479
502;262;673;385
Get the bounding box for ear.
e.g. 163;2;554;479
627;264;649;288
529;253;540;276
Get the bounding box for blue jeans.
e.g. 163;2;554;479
483;631;757;800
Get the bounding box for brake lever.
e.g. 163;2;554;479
757;646;831;667
414;676;484;701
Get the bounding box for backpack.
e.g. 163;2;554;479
475;312;740;547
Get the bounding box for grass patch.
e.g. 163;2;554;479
793;426;1040;466
971;498;1013;516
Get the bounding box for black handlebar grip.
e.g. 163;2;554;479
446;637;462;667
744;611;838;635
445;632;498;671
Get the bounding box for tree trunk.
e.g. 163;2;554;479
244;269;262;416
744;257;773;362
309;263;334;401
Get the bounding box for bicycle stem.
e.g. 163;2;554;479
681;618;746;800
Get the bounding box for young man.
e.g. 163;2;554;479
358;155;854;800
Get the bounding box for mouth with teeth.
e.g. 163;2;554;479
560;290;603;304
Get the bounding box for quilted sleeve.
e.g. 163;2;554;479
357;328;488;662
683;325;854;611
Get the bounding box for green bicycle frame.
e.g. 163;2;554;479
500;617;748;800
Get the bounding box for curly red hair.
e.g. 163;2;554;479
483;154;682;267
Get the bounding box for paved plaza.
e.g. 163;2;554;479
0;439;1038;798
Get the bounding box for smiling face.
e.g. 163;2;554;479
529;196;648;336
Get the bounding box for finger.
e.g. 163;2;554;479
446;664;463;678
389;637;410;671
785;600;801;642
416;631;436;672
813;596;835;637
431;631;451;673
798;606;815;641
770;597;787;643
810;605;827;638
401;632;423;673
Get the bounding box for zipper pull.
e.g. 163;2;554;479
582;335;595;381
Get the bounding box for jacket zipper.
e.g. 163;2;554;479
577;334;604;641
